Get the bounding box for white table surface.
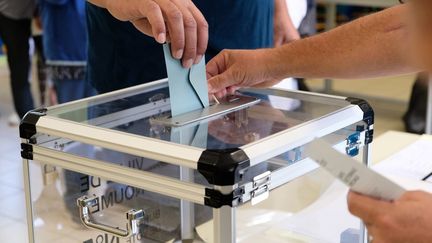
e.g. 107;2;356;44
370;130;420;165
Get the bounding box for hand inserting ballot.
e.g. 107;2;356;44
89;0;208;69
206;49;285;99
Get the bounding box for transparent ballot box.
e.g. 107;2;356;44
20;79;374;243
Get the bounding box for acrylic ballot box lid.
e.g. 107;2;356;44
20;79;373;209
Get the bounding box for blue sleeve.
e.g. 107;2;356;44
42;0;69;5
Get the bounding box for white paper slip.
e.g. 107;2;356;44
307;138;406;201
373;137;432;181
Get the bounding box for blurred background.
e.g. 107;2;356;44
0;0;419;242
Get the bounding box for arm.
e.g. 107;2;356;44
273;0;300;47
274;4;414;79
87;0;105;7
87;0;208;68
207;5;419;94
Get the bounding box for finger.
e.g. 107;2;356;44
347;191;392;224
157;0;184;59
208;71;236;94
208;93;215;102
206;58;222;80
227;86;239;94
399;190;430;201
131;18;153;37
206;50;228;78
165;30;171;43
188;4;208;64
214;90;224;98
172;0;197;68
221;89;227;98
215;89;227;99
141;0;166;43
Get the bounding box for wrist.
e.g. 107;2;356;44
88;0;108;8
263;48;288;80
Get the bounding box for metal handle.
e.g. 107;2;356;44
77;196;144;238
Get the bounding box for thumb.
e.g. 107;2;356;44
208;70;235;93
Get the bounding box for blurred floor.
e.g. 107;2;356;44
0;55;415;242
0;55;29;242
306;74;415;135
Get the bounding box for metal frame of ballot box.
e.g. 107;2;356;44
19;79;374;243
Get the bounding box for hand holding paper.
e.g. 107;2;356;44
307;138;406;201
348;190;432;243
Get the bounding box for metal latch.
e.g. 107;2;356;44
345;132;364;157
242;171;271;205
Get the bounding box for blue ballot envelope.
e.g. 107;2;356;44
163;44;210;116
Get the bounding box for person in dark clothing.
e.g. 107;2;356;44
0;0;35;119
86;0;299;93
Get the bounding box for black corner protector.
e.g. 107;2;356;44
346;97;374;126
19;108;47;140
365;130;374;145
203;188;243;208
21;143;33;160
197;148;250;186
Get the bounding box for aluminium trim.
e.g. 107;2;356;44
35;98;170;146
31;146;206;204
213;186;237;243
268;86;348;100
269;158;320;190
242;87;349;106
35;116;204;169
238;158;319;205
264;129;365;192
22;152;35;243
84;101;170;129
241;105;364;166
47;79;169;113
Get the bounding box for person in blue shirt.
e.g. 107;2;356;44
38;0;95;103
86;0;299;93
